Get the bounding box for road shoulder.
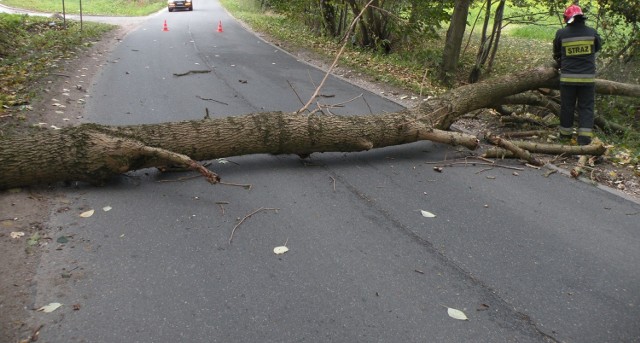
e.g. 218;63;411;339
0;24;134;343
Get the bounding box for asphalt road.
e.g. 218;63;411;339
24;1;640;342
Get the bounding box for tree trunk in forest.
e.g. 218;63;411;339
440;0;472;84
320;0;338;37
469;0;506;83
1;66;639;190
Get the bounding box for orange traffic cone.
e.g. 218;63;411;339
217;21;223;33
162;20;169;32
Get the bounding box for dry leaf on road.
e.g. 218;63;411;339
79;209;94;218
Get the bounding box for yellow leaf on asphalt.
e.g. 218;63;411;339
447;307;468;321
273;246;289;255
37;303;62;313
79;209;94;218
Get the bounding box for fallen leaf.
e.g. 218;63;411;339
37;302;62;313
56;236;69;244
273;246;289;255
447;307;468;321
79;209;94;218
420;210;436;218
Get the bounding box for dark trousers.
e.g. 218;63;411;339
560;83;595;131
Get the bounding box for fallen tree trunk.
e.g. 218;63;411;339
0;113;478;189
0;66;636;190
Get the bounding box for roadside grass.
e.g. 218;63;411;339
0;0;165;16
0;14;113;123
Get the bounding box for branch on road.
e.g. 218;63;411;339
173;70;211;77
229;207;280;244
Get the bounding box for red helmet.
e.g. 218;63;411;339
564;4;584;24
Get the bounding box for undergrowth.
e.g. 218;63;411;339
0;14;113;122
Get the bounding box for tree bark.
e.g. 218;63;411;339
0;66;637;190
440;0;471;84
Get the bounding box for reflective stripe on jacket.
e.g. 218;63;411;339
553;21;602;85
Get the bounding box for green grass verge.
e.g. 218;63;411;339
0;0;166;16
0;14;114;118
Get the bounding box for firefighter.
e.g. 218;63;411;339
553;4;602;145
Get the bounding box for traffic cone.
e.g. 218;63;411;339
217;21;223;33
162;20;169;32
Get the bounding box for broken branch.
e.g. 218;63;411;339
483;140;606;158
485;133;544;166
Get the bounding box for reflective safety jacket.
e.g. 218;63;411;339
553;21;602;84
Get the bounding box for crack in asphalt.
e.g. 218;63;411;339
323;163;561;342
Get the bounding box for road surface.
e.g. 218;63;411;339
21;1;640;342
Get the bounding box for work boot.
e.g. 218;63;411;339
577;135;592;146
577;128;594;146
558;126;573;144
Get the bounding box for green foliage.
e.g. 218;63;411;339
507;24;556;40
598;0;640;23
0;14;113;115
251;0;454;53
0;0;166;16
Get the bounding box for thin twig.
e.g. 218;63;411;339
287;80;305;106
475;167;494;174
229;207;279;244
297;0;375;114
219;181;252;190
525;163;542;169
307;70;317;88
435;161;525;171
196;95;228;105
216;201;229;215
156;175;201;183
329;176;336;191
362;95;374;115
316;94;363;112
419;67;429;96
174;70;211;77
